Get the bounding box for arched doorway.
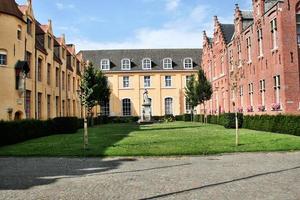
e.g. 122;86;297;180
14;111;23;120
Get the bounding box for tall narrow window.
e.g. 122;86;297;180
248;83;254;107
237;41;242;66
221;56;225;74
165;97;173;115
0;50;7;65
185;98;192;114
144;76;151;88
184;58;193;69
62;71;65;90
297;14;300;44
274;75;281;104
142;58;151;70
62;100;65;116
25;51;32;78
48;35;52;49
25;90;31;119
73;100;76;117
38;92;42;119
100;100;110;116
55;68;59;87
27;18;32;35
17;26;22;40
270;19;278;49
123;76;129;88
122;98;131;116
47;63;51;85
67;74;71;91
239;85;244;108
163;58;172;69
47;95;51;119
257;28;263;56
121;59;131;70
73;77;75;92
229;50;234;70
37;58;42;81
165;76;172;87
246;37;252;62
259;79;266;106
101;59;110;70
55;96;59;117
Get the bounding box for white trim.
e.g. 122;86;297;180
122;76;130;88
183;58;193;69
142;58;152;70
100;59;110;70
144;75;151;88
164;97;174;115
163;58;172;69
164;75;172;87
121;58;131;70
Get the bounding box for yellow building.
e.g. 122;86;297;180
0;0;83;121
81;49;202;117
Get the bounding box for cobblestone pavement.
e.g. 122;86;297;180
0;152;299;200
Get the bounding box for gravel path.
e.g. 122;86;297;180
0;152;300;200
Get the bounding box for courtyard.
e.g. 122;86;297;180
0;122;300;157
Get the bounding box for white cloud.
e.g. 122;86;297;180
56;2;75;10
165;0;181;11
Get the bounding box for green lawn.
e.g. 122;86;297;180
0;122;300;157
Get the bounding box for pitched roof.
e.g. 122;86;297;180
0;0;24;21
241;10;254;30
220;24;235;44
265;0;280;13
80;49;202;72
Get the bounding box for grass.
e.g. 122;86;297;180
0;121;300;157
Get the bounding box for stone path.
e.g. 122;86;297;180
0;152;300;200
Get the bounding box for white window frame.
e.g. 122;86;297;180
270;18;278;50
257;29;263;57
274;75;281;104
259;79;266;106
165;97;173;115
144;76;151;88
165;76;172;87
121;58;131;70
0;50;7;65
248;83;254;106
142;58;152;70
163;58;172;69
100;59;110;70
183;58;193;69
123;76;129;88
246;37;252;63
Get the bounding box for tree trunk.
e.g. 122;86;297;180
203;102;207;124
83;107;89;150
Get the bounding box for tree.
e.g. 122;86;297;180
197;69;212;123
185;75;199;121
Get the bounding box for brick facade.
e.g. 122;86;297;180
202;0;300;115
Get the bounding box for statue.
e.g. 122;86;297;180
143;89;151;105
140;89;152;123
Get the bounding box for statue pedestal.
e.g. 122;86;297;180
140;102;152;123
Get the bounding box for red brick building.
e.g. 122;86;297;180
202;0;300;115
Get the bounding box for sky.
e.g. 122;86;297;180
16;0;252;51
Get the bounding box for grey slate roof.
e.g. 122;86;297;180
81;49;202;72
265;0;280;13
241;11;254;30
220;24;235;44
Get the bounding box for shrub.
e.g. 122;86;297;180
219;113;243;129
52;117;79;134
175;115;184;121
164;114;175;122
183;114;192;122
243;115;300;136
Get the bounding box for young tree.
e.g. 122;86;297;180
197;68;212;123
185;75;199;121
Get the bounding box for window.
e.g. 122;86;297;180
17;26;22;40
25;90;31;119
48;35;52;49
184;58;193;69
47;63;51;85
47;95;51;119
55;68;59;87
73;77;75;92
38;92;42;119
121;59;131;70
62;48;66;59
239;85;244;107
246;37;252;62
259;79;266;106
163;58;172;69
270;19;278;49
0;50;7;65
144;76;151;88
297;14;300;44
27;18;32;35
67;99;71;116
229;50;234;70
165;97;173;115
257;28;263;56
274;75;281;104
100;100;110;116
55;96;59;117
62;100;65;116
237;41;242;66
248;83;254;106
37;58;42;81
221;56;225;74
101;59;110;70
123;76;129;88
67;74;71;91
142;58;151;70
73;100;76;116
165;76;172;87
185;98;192;114
25;51;32;78
122;98;131;116
62;71;65;90
186;75;192;86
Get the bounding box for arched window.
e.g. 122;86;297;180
165;97;173;115
101;59;110;70
142;58;151;70
121;58;131;70
163;58;172;69
122;98;131;116
183;58;193;69
0;50;7;65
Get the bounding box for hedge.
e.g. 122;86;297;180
0;117;80;147
219;113;243;129
243;115;300;136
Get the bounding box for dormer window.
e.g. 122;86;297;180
163;58;172;69
101;59;110;70
142;58;151;70
121;58;131;70
184;58;193;69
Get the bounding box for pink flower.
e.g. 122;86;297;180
271;103;281;111
247;105;253;112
